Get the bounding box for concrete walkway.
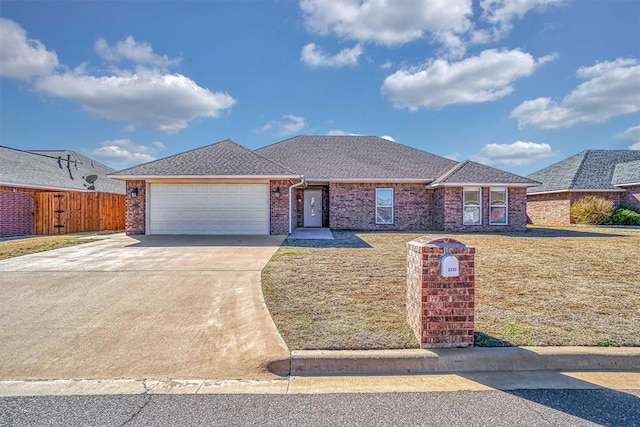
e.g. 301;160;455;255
288;227;334;240
0;234;289;381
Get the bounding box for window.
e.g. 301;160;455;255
375;188;394;224
490;187;508;225
463;187;481;225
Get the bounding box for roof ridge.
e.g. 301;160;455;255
249;148;298;176
569;150;590;189
433;160;468;183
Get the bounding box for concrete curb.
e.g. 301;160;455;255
268;347;640;376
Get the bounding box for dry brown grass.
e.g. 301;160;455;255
262;226;640;349
0;234;101;260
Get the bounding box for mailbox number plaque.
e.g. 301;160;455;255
440;253;459;277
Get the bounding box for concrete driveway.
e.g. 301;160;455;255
0;234;289;381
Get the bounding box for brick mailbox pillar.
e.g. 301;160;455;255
407;236;475;348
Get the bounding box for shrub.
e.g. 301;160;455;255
610;206;640;226
570;196;615;225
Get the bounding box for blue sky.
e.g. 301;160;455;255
1;0;639;175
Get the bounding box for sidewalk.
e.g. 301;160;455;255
269;346;640;376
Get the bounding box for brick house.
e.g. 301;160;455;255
0;146;125;237
527;150;640;226
110;136;538;235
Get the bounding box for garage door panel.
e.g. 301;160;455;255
149;184;270;235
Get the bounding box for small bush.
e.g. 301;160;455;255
610;206;640;226
570;196;615;224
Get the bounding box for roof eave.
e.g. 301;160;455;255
108;174;302;180
0;181;121;194
614;182;640;187
428;182;537;188
317;178;435;183
528;188;627;195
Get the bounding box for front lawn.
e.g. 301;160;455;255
0;234;103;260
262;226;640;349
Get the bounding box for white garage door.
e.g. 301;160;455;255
149;184;270;235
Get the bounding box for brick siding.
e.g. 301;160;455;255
329;182;432;230
0;186;34;237
527;190;632;226
433;186;527;232
125;180;146;235
270;180;290;235
621;185;640;211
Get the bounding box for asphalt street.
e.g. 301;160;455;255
2;389;640;426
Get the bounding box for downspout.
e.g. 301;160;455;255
288;176;306;234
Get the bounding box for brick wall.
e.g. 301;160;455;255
270;180;290;235
434;186;527;232
407;236;475;348
0;186;34;237
125;180;146;235
329;182;432;230
621;185;640;211
527;191;629;226
527;193;571;225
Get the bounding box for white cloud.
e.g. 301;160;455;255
95;36;180;68
0;17;59;80
511;58;640;129
479;0;564;41
301;43;363;68
444;152;461;161
381;49;555;110
260;114;307;136
380;135;396;142
90;139;165;169
35;68;236;133
622;125;640;148
300;0;473;55
472;141;553;166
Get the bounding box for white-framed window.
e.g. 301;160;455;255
490;187;508;225
463;187;481;226
375;188;394;224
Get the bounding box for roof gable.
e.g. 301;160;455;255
430;160;539;187
528;150;640;193
112;139;296;177
0;146;124;194
256;135;458;181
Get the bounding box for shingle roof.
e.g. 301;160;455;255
256;135;458;181
0;146;124;194
111;139;297;177
429;160;539;187
527;150;640;194
612;160;640;186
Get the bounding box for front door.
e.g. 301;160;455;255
303;190;322;227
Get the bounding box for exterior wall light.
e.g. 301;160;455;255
131;187;139;198
274;187;281;198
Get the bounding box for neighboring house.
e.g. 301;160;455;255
0;146;126;237
527;150;640;226
111;136;538;236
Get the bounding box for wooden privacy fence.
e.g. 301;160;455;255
34;192;125;235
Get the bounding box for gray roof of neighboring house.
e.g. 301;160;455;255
0;146;125;194
256;135;458;181
111;140;296;177
429;160;539;187
612;159;640;186
527;150;640;194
